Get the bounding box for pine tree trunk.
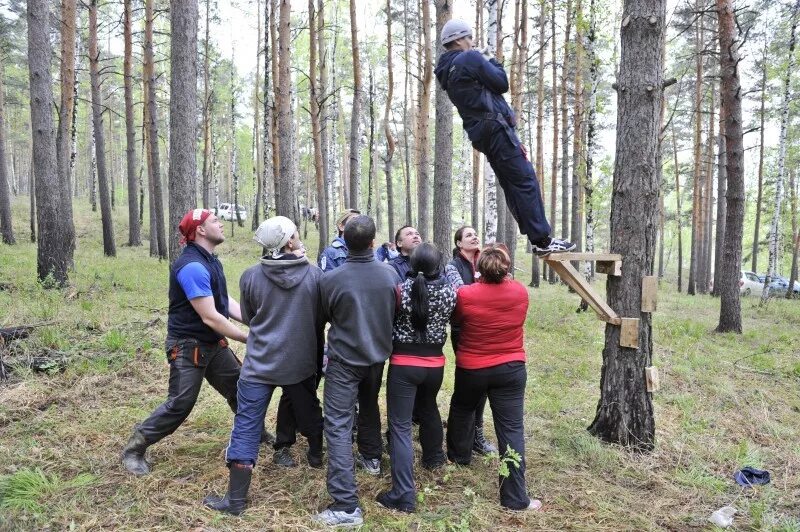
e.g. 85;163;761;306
560;0;573;248
672;123;683;291
532;0;547;285
417;0;433;237
587;0;665;451
367;68;376;218
549;3;559;283
124;0;141;246
276;0;294;218
348;0;362;209
318;0;331;229
56;0;77;262
584;0;598;281
29;152;36;243
433;0;453;258
169;0;199;260
0;62;14;245
787;170;798;299
383;0;396;238
752;40;767;273
472;0;483;232
202;0;212;209
28;0;70;284
309;0;329;251
270;0;281;213
761;5;797;304
403;0;413;224
688;3;703;296
252;0;262;230
263;0;274;219
89;0;116;257
570;0;584;272
699;77;715;295
483;0;499;244
712;99;726;296
144;0;166;259
715;0;745;331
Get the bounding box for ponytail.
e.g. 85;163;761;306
410;271;429;333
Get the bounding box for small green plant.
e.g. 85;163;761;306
0;468;96;513
483;446;522;479
103;330;127;352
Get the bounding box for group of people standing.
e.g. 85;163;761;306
121;206;541;527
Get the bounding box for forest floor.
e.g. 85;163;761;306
1;198;799;531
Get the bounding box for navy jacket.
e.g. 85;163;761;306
434;49;514;143
167;243;229;344
389;253;412;280
318;236;348;272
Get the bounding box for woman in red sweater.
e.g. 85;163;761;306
446;245;542;511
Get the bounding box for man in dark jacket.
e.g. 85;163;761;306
318;208;360;272
434;20;574;255
313;215;401;528
388;225;421;280
204;216;324;515
121;209;265;475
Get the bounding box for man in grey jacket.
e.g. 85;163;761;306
204;216;324;516
313;215;400;528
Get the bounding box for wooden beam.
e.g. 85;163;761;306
596;260;622;276
542;252;622;262
620;318;640;348
645;366;660;392
547;260;620;324
641;276;658;312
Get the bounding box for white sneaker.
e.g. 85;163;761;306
531;237;576;255
312;507;364;527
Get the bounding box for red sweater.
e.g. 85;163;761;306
453;279;529;369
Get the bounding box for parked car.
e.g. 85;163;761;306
216;203;247;222
755;273;789;297
739;271;763;297
773;275;800;298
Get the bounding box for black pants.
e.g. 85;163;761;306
323;359;385;512
138;337;240;445
385;364;445;507
474;120;551;244
274;373;322;450
446;362;530;510
449;330;489;436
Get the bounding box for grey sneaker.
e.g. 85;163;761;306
531;237;576;255
355;453;381;476
312;507;364;527
273;447;297;467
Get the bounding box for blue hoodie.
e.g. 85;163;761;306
434;49;514;143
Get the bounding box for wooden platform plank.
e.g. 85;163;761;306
548;260;620;324
596;260;622;276
620;318;640;349
542;252;622;262
641;276;658;312
645;366;660;392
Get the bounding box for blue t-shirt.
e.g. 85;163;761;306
176;262;213;300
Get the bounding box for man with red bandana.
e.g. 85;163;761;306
121;209;266;475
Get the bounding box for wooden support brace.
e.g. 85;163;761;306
645;366;660;392
596;260;622;276
620;318;640;349
641;276;658;312
545;259;621;324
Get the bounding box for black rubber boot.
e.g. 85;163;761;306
203;462;253;516
472;423;498;456
121;428;151;476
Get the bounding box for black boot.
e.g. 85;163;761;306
472;423;497;456
203;462;253;516
121;427;151;476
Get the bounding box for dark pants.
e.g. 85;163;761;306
138;338;240;445
226;375;322;465
450;330;489;437
323;359;385;512
474;120;551;244
274;373;323;450
446;362;530;510
385;364;445;507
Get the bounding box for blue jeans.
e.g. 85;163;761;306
226;376;322;465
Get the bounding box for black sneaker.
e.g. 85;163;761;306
273;447;297;467
355;453;381;476
531;237;576;256
307;449;324;469
376;491;415;513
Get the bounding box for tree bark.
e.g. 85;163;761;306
202;0;212;209
309;0;329;251
144;0;167;259
688;3;703;296
433;0;453;258
712;97;726;296
672;122;683;291
587;0;664;451
252;0;263;230
123;0;141;246
761;3;797;304
787;170;798;299
549;2;559;283
28;0;70;284
584;0;598;281
276;0;295;219
570;0;584;274
560;0;573;248
29;152;36;243
56;0;77;261
89;0;116;257
417;0;433;237
318;0;331;229
0;60;14;245
169;0;199;260
751;40;767;273
715;0;746;332
348;0;363;210
383;0;396;238
483;0;499;244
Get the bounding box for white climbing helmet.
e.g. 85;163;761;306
441;19;472;46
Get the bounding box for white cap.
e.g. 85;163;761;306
254;216;296;255
441;19;472;46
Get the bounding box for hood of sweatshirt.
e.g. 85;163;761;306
259;255;310;289
434;50;461;91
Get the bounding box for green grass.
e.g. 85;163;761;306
1;196;799;530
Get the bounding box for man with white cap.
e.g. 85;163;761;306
122;208;256;475
205;216;325;515
435;19;575;256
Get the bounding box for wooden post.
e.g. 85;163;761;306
620;317;639;349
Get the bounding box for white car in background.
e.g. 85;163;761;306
216;203;247;222
740;271;763;297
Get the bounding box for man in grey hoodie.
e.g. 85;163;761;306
313;215;401;528
204;216;324;516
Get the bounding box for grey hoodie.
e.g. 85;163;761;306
238;255;324;385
